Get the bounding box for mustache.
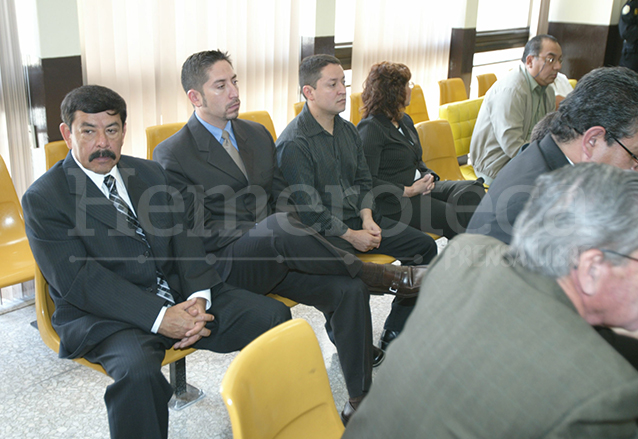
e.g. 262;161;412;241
88;149;117;162
227;99;240;109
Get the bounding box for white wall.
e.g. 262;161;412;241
548;0;622;25
36;0;80;58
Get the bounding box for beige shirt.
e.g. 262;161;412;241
470;63;555;180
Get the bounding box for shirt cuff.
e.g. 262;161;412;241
151;306;168;334
188;289;212;310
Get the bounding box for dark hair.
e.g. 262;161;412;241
550;67;638;144
299;54;341;98
530;111;557;144
361;62;411;121
521;34;559;63
60;85;127;129
181;50;233;93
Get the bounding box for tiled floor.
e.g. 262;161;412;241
0;294;396;438
0;238;447;438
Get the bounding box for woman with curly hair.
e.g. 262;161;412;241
357;62;485;238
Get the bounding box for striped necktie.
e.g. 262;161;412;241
103;175;175;304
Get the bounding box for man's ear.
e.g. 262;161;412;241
187;89;203;107
581;126;607;162
60;123;73;150
525;54;535;69
575;249;606;297
302;85;314;101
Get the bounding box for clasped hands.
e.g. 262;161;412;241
404;174;435;197
342;209;382;253
158;298;214;349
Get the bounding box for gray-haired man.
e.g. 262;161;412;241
344;163;638;438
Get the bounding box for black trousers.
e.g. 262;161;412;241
214;213;373;399
384;180;486;239
326;215;438;333
83;283;291;439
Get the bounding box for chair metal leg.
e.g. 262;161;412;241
168;358;205;410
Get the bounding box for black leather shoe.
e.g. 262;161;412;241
373;345;385;367
359;263;428;299
380;329;400;351
341;400;357;425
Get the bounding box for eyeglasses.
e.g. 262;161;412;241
608;134;638;167
535;55;562;65
601;249;638;263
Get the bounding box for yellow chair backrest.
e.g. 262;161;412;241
146;122;186;160
220;319;344;439
415;120;464;181
350;92;364;126
438;77;468;105
238;110;277;141
404;84;429;124
146;111;277;160
293;101;305;117
44;141;69;170
568;78;577;89
0;155;35;289
439;97;484;157
476;73;497;97
34;263;195;373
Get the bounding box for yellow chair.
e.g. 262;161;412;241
415;120;465;182
356;253;396;264
568;78;577;89
404;84;429;124
34;263;203;409
44;140;68;169
293;101;305;117
238;110;277;141
350;92;364;126
146;122;186;160
439;97;484;181
220;319;345;439
438;78;468;105
0;155;35;303
476;73;497;97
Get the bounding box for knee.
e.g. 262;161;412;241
107;354;166;389
332;278;370;309
416;234;437;261
267;300;293;326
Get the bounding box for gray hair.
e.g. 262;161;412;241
550;67;638;144
521;34;558;63
510;162;638;278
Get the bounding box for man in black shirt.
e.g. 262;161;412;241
277;55;437;361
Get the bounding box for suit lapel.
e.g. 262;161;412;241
63;155;145;242
119;158;159;245
64;155;121;233
377;114;421;161
187;114;248;185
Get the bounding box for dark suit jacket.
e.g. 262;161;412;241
153;114;289;275
22;154;220;359
467;134;570;244
357;113;434;217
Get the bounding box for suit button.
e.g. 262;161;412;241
137;255;147;264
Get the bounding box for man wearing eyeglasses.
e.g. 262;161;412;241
466;66;638;372
344;163;638;439
470;34;562;185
